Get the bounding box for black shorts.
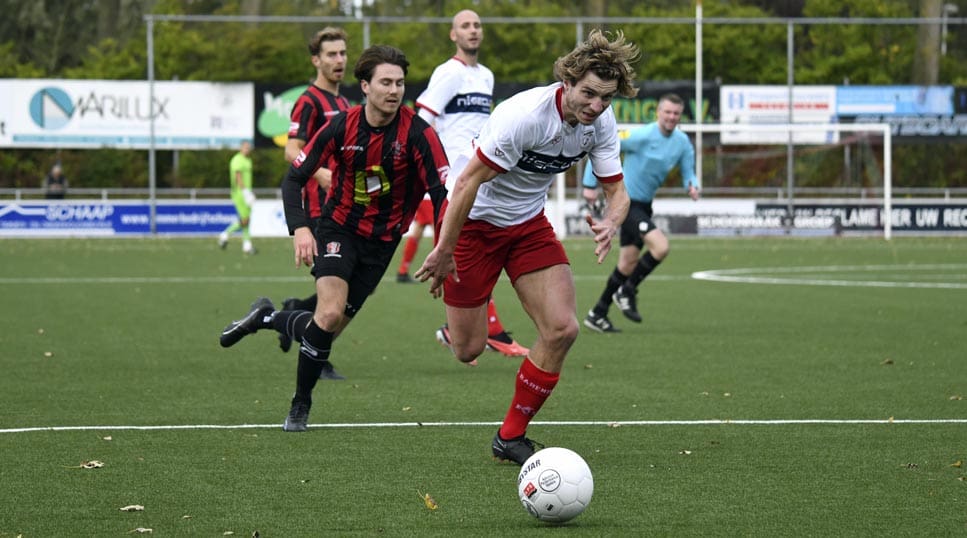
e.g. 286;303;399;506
311;219;400;318
619;200;657;248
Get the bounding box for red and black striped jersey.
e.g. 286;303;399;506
287;84;351;219
288;84;350;142
282;105;450;243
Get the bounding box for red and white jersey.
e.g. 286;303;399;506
470;83;623;227
415;57;494;173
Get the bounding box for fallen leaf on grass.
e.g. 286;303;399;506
881;358;894;365
44;351;53;357
950;395;963;401
402;406;412;412
951;460;962;468
65;460;104;469
679;450;692;455
128;528;152;534
120;505;145;512
418;491;439;510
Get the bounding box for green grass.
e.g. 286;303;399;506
1;235;966;537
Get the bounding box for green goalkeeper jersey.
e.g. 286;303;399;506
229;152;253;194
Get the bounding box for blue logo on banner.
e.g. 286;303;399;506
29;87;74;130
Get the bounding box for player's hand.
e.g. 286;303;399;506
585;214;616;264
414;247;458;299
292;227;316;268
314;168;333;191
688;185;700;201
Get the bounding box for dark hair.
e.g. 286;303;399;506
658;93;684;107
353;45;409;82
308;27;348;56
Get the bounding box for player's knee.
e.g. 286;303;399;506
312;309;343;333
452;341;486;363
541;316;579;349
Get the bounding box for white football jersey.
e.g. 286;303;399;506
415;57;494;172
470;83;622;227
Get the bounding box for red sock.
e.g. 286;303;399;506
487;298;505;337
398;236;419;275
499;358;560;440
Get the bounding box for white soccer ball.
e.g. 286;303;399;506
517;447;594;523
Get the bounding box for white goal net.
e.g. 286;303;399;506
614;122;894;239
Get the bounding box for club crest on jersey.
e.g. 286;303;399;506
581;130;594;148
323;241;342;258
389;140;404;160
294;151;306;167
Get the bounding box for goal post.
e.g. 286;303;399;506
616;122;894;240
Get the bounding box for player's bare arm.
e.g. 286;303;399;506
585;180;629;263
284;138;304;163
415;155;498;297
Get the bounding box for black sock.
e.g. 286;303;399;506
594;267;627;315
294;320;334;400
272;310;314;343
292;295;318;312
625;252;661;291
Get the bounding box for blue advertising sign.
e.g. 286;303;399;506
836;86;954;116
0;202;239;236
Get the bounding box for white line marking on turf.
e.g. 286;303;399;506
3;418;966;434
0;274;686;285
693;263;967;289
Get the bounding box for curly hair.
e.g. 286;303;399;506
553;29;640;99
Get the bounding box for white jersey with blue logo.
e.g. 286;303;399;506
471;82;623;227
415;57;494;169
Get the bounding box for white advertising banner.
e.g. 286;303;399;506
0;79;253;149
719;85;838;144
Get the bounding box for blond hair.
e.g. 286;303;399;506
553;29;640;99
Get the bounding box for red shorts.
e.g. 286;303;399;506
412;198;433;226
443;212;569;308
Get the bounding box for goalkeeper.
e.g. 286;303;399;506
219;140;257;254
582;93;699;333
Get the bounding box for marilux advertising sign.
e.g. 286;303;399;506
0;79;253;149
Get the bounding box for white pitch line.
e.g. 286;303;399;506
692;263;967;289
0;274;686;285
3;418;966;434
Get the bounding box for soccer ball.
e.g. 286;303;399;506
517;447;594;523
